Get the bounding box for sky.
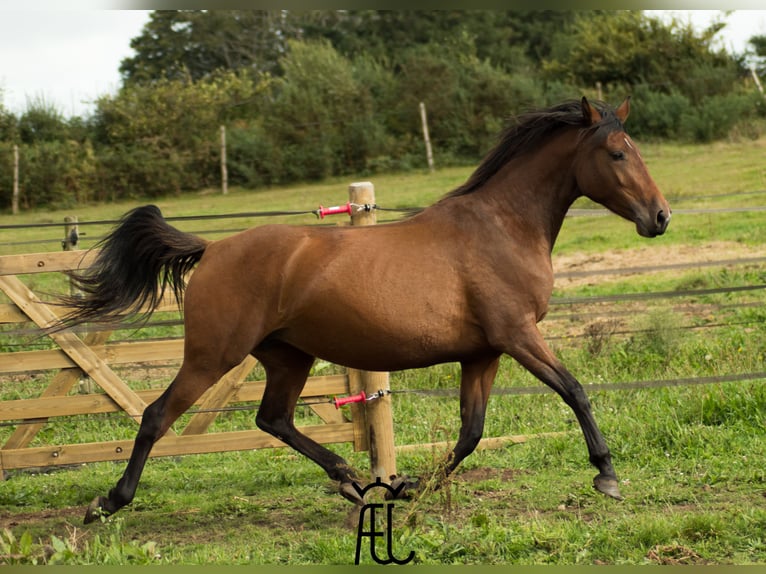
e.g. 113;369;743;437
648;9;766;57
1;10;766;119
0;10;151;117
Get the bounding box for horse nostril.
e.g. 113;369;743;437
656;210;667;226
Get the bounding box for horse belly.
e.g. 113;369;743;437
285;320;482;371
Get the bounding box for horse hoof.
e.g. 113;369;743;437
593;475;624;500
339;482;365;506
83;496;110;524
385;475;419;500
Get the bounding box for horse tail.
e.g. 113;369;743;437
59;204;209;329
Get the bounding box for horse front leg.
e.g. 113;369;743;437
506;323;623;500
390;355;500;499
446;354;501;475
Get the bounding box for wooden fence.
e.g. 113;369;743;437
0;182;392;479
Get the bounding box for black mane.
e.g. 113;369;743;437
446;99;624;198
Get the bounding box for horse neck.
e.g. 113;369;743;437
462;132;582;253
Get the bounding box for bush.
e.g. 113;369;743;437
94;144;200;200
628;86;690;140
17;98;69;144
0;143;15;210
89;70;261;199
226;121;284;188
393;42;543;161
679;91;760;143
0;141;97;209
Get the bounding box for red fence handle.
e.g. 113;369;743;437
317;202;352;219
333;391;368;409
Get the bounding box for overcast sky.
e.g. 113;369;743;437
1;10;765;119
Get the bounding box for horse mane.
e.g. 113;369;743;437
445;99;624;199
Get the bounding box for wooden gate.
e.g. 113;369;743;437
0;250;367;475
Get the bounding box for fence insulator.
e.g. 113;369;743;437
316;202;352;219
333;389;390;409
333;391;368;408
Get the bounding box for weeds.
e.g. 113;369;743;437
0;529;35;565
0;516;161;565
584;319;620;356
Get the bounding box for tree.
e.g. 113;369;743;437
750;35;766;59
749;34;766;76
121;11;575;85
298;11;559;72
0;104;17;142
120;10;301;84
542;11;742;104
260;38;380;180
119;11;195;83
384;38;542;159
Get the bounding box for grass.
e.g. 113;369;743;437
2;383;764;565
1;137;766;564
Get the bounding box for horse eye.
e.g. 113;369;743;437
610;150;626;161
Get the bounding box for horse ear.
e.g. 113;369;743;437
581;96;601;125
616;96;631;122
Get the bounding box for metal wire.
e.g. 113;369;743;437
3;370;764;429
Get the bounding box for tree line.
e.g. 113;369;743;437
1;10;765;211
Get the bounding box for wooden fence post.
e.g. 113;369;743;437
12;144;19;215
347;181;397;482
62;217;80;296
62;216;79;252
62;216;93;394
419;102;435;173
220;125;228;195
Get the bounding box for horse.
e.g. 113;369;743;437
57;97;670;524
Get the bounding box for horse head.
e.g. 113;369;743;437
574;96;671;238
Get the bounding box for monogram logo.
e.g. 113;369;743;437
353;477;415;565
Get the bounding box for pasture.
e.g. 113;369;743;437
1;135;766;565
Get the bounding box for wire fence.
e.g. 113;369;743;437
0;204;420;248
2;198;765;428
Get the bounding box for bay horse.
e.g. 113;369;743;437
59;97;670;524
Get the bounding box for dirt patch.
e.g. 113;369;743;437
0;506;82;530
553;240;766;288
646;544;712;566
456;467;524;483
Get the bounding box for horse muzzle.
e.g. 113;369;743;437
636;206;671;238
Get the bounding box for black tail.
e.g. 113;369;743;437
59;205;208;328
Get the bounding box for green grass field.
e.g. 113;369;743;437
1;137;765;565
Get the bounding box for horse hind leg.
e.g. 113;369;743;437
254;341;365;505
83;362;225;524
